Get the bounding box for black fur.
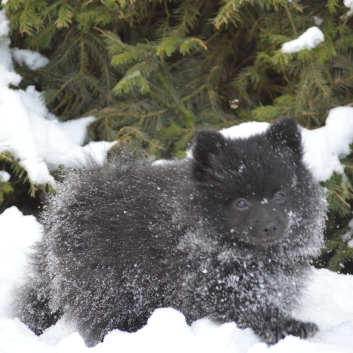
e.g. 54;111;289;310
15;117;327;346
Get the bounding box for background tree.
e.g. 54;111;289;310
2;0;353;273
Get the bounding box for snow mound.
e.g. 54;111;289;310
0;10;116;186
0;207;42;318
301;107;353;181
0;207;353;353
220;107;353;182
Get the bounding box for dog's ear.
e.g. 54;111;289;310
266;117;303;159
192;130;226;181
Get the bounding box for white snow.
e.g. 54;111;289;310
0;7;353;353
281;26;324;54
220;107;353;183
342;219;353;248
0;207;43;318
313;16;324;26
0;207;352;353
0;10;9;37
0;171;10;182
301;107;353;182
11;48;49;70
0;10;116;185
220;122;270;140
344;0;353;16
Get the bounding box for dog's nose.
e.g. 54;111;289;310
262;222;277;237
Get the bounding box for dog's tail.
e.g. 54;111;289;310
14;240;62;335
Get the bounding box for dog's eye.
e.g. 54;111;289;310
274;192;285;202
235;199;248;209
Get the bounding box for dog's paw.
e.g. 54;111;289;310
259;319;318;345
284;320;318;339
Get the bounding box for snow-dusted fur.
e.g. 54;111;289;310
15;118;327;346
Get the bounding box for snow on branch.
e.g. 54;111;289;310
281;26;324;54
0;10;116;186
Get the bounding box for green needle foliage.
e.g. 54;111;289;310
0;151;52;215
3;0;353;272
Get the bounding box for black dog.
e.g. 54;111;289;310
15;117;327;346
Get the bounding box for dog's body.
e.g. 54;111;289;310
15;118;327;346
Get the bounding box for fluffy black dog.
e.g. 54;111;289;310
15;117;327;346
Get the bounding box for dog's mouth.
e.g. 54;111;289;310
235;226;286;247
240;233;284;246
253;235;283;246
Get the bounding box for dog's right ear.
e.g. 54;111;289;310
266;117;303;160
192;130;226;181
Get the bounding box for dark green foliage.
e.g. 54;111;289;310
5;0;241;158
3;0;353;272
0;151;53;215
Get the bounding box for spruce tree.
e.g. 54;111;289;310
3;0;353;272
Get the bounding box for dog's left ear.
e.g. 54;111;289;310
266;117;303;159
192;130;226;181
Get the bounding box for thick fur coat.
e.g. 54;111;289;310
15;118;327;346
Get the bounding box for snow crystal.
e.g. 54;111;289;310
281;26;324;54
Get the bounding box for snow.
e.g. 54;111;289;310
0;7;353;353
0;171;10;182
11;48;49;70
313;16;324;26
220;107;353;182
0;10;116;185
344;0;353;16
281;26;324;54
342;219;353;248
220;122;270;140
0;207;43;318
0;10;9;37
0;207;352;353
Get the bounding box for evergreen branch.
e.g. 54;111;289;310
327;0;340;14
310;57;332;99
55;1;74;28
116;126;165;150
157;35;182;57
26;21;57;50
213;0;243;29
284;2;297;36
334;190;351;208
157;70;197;127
